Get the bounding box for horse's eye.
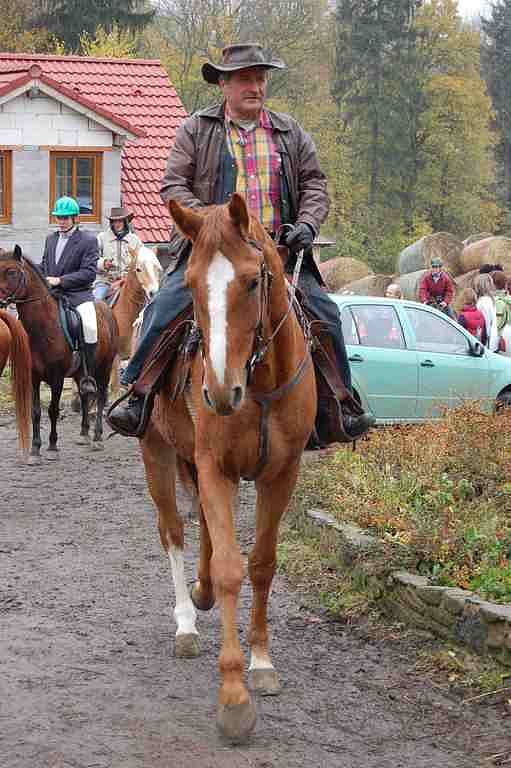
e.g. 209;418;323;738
136;267;142;273
248;278;259;294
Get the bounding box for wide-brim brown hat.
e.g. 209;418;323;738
108;206;134;222
202;43;285;85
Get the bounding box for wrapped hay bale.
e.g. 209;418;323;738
319;257;372;292
398;232;463;277
460;236;511;273
337;274;393;297
462;232;493;247
396;269;427;300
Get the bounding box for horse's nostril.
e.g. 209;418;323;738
232;386;243;409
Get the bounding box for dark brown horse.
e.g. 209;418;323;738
0;308;32;453
139;195;316;742
0;246;118;458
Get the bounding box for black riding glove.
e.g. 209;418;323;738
284;222;315;253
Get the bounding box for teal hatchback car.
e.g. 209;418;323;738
331;295;511;422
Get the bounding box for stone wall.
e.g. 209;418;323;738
306;509;511;666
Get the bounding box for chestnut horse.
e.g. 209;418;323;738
0;247;118;458
139;194;316;742
110;245;162;389
0;309;32;453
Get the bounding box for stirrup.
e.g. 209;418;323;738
106;388;155;438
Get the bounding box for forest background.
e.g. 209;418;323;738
2;0;511;273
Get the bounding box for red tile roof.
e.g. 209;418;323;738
0;53;188;243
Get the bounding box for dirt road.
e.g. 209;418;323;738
1;407;508;767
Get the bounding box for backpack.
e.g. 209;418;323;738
496;295;511;333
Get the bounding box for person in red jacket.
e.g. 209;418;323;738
419;257;456;318
457;288;487;345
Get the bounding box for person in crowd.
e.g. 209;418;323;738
108;43;375;441
41;196;99;394
493;270;511;354
384;283;403;299
473;273;499;351
456;288;487;345
418;257;456;318
93;207;143;300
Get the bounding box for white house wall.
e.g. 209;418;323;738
0;92;122;262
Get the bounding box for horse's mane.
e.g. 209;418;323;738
0;249;50;292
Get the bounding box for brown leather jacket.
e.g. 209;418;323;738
160;101;329;265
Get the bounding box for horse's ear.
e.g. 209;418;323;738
228;193;249;237
13;244;22;261
168;199;203;242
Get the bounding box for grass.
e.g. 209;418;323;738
286;403;511;604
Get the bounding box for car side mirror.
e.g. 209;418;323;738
470;340;485;357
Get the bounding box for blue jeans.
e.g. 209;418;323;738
121;258;352;394
121;259;191;385
93;282;110;301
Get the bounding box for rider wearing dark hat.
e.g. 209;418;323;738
93;206;143;300
108;43;375;441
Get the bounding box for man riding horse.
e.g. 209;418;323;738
42;195;99;395
108;43;375;442
93;206;144;301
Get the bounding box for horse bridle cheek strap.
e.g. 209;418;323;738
0;263;44;308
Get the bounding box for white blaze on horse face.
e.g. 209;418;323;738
168;545;198;637
207;251;235;386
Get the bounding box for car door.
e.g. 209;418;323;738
404;306;490;418
342;304;418;420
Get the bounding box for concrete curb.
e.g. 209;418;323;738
306;509;511;666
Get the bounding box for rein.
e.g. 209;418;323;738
0;265;47;308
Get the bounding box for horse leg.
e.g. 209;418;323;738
190;506;215;611
91;366;108;449
198;456;256;743
30;378;42;459
76;383;91;445
140;424;200;658
248;460;301;697
47;379;63;458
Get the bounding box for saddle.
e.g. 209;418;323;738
124;296;361;447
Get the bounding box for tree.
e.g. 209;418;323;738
34;0;154;52
0;0;60;53
481;1;511;211
80;24;138;58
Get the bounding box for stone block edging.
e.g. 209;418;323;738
305;509;511;666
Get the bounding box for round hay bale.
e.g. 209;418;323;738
460;236;511;273
337;274;393;297
319;257;372;292
396;269;427;300
398;232;463;277
462;232;493;247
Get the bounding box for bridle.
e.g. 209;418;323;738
0;261;45;308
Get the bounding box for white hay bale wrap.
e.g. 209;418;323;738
398;232;463;277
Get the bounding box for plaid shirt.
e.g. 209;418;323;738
225;108;281;232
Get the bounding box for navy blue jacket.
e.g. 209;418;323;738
41;228;98;308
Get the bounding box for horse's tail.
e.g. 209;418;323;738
0;310;32;454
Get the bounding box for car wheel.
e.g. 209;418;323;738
496;391;511;413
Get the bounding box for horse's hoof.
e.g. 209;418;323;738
91;441;104;452
26;454;42;466
75;435;91;446
190;581;215;611
248;668;281;696
175;633;201;658
217;698;257;744
46;448;59;461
